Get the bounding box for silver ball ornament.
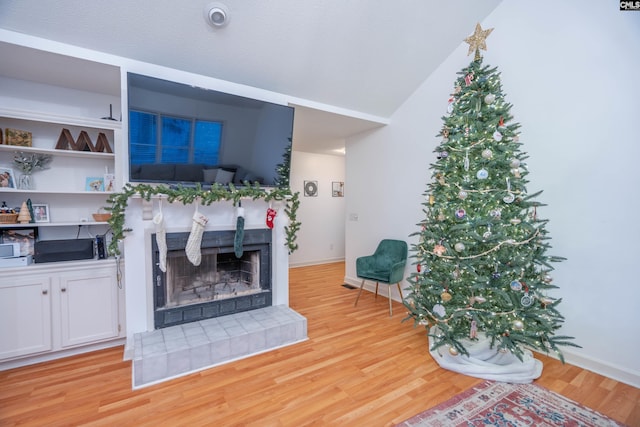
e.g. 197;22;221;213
448;346;459;356
484;93;496;104
481;149;493;159
454;242;465;252
513;320;524;331
510;158;521;168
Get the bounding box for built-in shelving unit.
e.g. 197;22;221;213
0;38;126;368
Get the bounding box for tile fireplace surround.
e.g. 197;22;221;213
121;197;305;386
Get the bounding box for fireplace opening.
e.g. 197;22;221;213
152;229;272;329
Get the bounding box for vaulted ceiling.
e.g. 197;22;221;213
0;0;501;155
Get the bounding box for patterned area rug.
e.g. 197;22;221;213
396;380;626;427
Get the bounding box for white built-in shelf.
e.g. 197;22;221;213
0;189;114;195
0;107;121;131
0;144;115;160
0;221;109;229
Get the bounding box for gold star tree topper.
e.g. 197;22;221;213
464;23;494;59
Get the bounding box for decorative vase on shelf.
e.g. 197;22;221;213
18;173;33;190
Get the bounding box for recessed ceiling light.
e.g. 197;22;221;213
204;2;230;28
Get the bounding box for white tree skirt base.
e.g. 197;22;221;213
428;327;543;384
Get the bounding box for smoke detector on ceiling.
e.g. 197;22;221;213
204;2;230;28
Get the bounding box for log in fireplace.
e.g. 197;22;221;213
152;229;272;329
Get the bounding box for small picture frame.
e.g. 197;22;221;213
86;176;104;192
304;180;318;197
32;204;50;223
103;173;116;192
332;181;344;197
0;167;17;189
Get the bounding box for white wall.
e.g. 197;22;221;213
289;150;346;266
345;0;640;387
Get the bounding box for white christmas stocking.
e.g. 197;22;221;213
153;209;167;272
185;210;208;266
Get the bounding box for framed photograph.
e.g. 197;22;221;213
86;176;104;192
103;173;116;192
0;167;17;189
304;180;318;197
1;228;37;256
332;181;344;197
32;204;50;223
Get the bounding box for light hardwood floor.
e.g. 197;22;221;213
1;262;638;426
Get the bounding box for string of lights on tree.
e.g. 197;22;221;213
403;24;579;362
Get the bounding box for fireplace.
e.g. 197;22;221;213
152;229;272;329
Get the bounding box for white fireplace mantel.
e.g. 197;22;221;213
121;197;290;359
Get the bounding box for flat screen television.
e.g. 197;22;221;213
127;73;294;188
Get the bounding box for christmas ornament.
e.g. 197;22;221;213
429;194;435;205
470;320;478;338
448;346;459;356
441;291;452;302
455;208;466;219
510;158;521;168
437;150;449;159
464;72;474;86
433;244;447;256
458;190;468;200
477;169;489;179
437;211;445;221
464;150;470;171
484;93;495;105
513;320;524;331
433;304;446;317
543;274;553;283
454;242;465;252
510;218;521;225
481;149;493;159
493;130;503;141
417;263;421;273
266;207;277;229
186;208;209;266
510;280;523;291
482;225;492;239
511;168;521;178
464;23;494;57
540;297;554;306
474;296;487;303
452;265;461;279
498;116;506;129
503;193;515;204
521;292;533;307
490;209;501;218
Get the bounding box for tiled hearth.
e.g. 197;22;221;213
132;305;307;388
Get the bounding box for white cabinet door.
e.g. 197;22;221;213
0;277;52;359
58;268;119;348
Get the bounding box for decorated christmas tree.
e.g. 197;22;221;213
404;24;578;375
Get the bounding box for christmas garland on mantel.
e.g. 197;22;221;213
105;182;301;257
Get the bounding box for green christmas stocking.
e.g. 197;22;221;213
234;205;245;258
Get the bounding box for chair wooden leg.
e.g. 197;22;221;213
388;284;393;316
397;282;404;301
375;282;379;300
354;279;366;307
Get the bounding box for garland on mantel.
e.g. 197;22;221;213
105;182;301;257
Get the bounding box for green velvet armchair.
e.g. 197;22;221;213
354;239;408;316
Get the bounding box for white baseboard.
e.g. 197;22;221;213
0;338;125;371
289;257;345;268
